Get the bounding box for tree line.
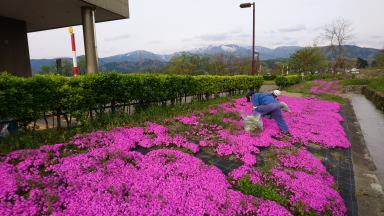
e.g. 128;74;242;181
37;56;87;76
38;18;383;77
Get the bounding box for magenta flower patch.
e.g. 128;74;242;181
174;96;350;165
0;95;350;215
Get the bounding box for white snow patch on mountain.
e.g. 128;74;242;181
221;45;236;52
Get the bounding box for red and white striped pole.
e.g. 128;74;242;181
69;27;78;76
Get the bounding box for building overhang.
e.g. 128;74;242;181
0;0;129;33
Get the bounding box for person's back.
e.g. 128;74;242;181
251;93;279;108
246;91;289;133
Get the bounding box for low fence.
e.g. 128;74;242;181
0;72;264;129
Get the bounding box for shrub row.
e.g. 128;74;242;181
0;72;264;127
262;75;277;81
274;74;315;88
274;75;301;87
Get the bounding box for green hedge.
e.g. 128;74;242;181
262;75;277;81
274;75;301;87
305;74;314;81
0;72;263;126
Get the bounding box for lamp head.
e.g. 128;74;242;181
240;3;252;8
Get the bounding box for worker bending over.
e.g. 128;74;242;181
245;90;289;133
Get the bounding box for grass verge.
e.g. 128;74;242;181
263;80;275;85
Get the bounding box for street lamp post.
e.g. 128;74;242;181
240;2;255;76
255;52;259;76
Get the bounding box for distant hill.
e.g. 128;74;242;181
30;56;109;74
322;45;379;60
99;59;171;73
30;44;380;74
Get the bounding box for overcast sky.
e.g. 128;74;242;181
27;0;384;59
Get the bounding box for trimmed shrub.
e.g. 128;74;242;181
262;75;277;81
0;72;264;126
275;75;301;88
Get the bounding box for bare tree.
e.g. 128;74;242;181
319;18;355;78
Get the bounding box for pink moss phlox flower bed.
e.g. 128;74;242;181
0;95;351;215
308;80;341;94
292;85;305;90
69;121;199;153
173;96;350;166
229;148;347;215
0;148;291;215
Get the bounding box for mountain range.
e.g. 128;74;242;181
99;59;171;73
30;44;380;74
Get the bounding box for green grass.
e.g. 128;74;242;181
368;76;384;94
303;92;344;104
281;81;344;103
339;79;372;86
312;73;343;80
263;80;275;85
0;93;245;154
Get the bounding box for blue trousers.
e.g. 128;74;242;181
253;102;289;133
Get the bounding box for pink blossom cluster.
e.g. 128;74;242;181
308;80;341;94
68;121;199;153
174;96;350;165
292;85;305;90
0;148;292;215
276;149;334;185
229;148;346;215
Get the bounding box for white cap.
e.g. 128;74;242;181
273;90;281;97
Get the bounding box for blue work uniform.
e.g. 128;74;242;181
251;93;289;133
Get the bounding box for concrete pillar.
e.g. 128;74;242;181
0;16;32;77
81;7;99;74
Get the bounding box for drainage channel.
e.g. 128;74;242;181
351;93;384;188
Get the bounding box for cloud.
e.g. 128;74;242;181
146;38;166;44
269;40;298;46
370;35;382;38
308;27;321;33
278;24;306;32
101;46;116;53
105;34;131;41
236;33;250;38
285;40;299;45
282;37;295;40
269;41;283;45
270;30;275;33
230;27;243;34
194;32;229;41
184;28;253;43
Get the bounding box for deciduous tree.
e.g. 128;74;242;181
356;58;368;69
319;18;355;78
289;46;326;74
